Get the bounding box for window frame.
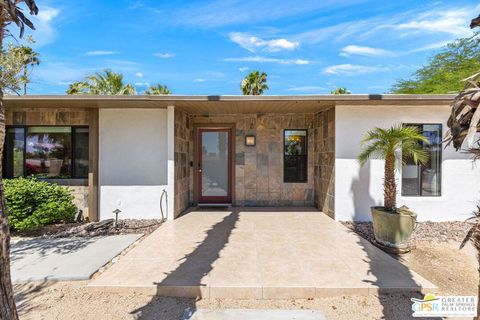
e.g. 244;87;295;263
3;125;89;179
401;123;442;197
283;129;308;183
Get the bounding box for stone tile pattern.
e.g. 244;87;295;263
6;108;91;216
313;108;335;218
69;186;89;216
192;114;315;206
174;108;193;216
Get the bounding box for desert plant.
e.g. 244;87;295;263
146;84;171;95
4;178;76;231
445;16;480;318
460;204;480;317
391;33;480;94
66;69;136;95
241;70;268;95
331;87;351;94
358;125;429;211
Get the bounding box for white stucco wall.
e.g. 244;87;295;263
99;109;169;220
335;104;480;222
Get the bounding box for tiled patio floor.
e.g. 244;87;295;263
88;208;436;299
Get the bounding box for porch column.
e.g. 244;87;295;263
167;105;175;220
88;108;99;221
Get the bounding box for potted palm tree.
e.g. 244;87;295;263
358;125;429;252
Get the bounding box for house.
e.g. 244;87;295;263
4;94;479;222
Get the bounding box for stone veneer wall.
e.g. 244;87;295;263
174;108;193;216
193;113;316;206
5;108;91;217
313;107;335;218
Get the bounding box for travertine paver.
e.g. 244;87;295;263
88;208;436;299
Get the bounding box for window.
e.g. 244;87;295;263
284;129;307;183
3;126;89;179
401;124;441;196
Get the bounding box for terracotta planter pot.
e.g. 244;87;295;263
371;206;417;251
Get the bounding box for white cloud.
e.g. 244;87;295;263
223;56;310;65
193;78;206;82
323;64;385;75
239;67;250;72
229;32;299;52
169;1;369;28
32;62;94;86
154;53;175;58
85;51;118;56
37;7;59;23
286;86;325;92
103;59;141;72
293;59;310;65
27;7;59;46
128;1;144;9
134;82;150;86
340;45;394;57
408;40;450;53
292;5;476;49
396;8;471;36
135;72;143;77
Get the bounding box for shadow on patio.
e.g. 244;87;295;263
350;163;429;320
131;209;240;319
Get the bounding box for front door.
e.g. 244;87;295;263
197;128;232;204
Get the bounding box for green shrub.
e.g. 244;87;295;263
4;178;77;231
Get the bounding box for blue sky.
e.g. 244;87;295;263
16;0;480;95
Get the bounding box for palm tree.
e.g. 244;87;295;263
66;69;136;95
146;84;171;95
14;44;39;95
0;2;38;319
358;125;429;211
241;70;268;95
331;87;351;94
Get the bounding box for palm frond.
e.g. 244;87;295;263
66;69;136;95
358;124;431;167
357;140;387;165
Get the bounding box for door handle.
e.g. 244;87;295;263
198;168;202;173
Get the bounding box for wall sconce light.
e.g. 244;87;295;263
245;135;256;146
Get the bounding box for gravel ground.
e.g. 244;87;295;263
14;281;427;320
12;219;162;239
13;221;479;320
341;221;473;244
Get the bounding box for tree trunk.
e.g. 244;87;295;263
0;23;19;319
384;153;396;211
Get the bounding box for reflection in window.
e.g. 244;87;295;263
401;124;442;196
26;127;72;178
3;126;89;179
74;127;89;178
4;128;25;177
284;130;307;183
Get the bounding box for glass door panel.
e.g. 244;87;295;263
198;129;231;203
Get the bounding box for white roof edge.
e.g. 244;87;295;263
3;94;456;102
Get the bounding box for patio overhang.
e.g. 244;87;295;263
4;94;455;114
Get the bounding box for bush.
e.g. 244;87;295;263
4;178;77;231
